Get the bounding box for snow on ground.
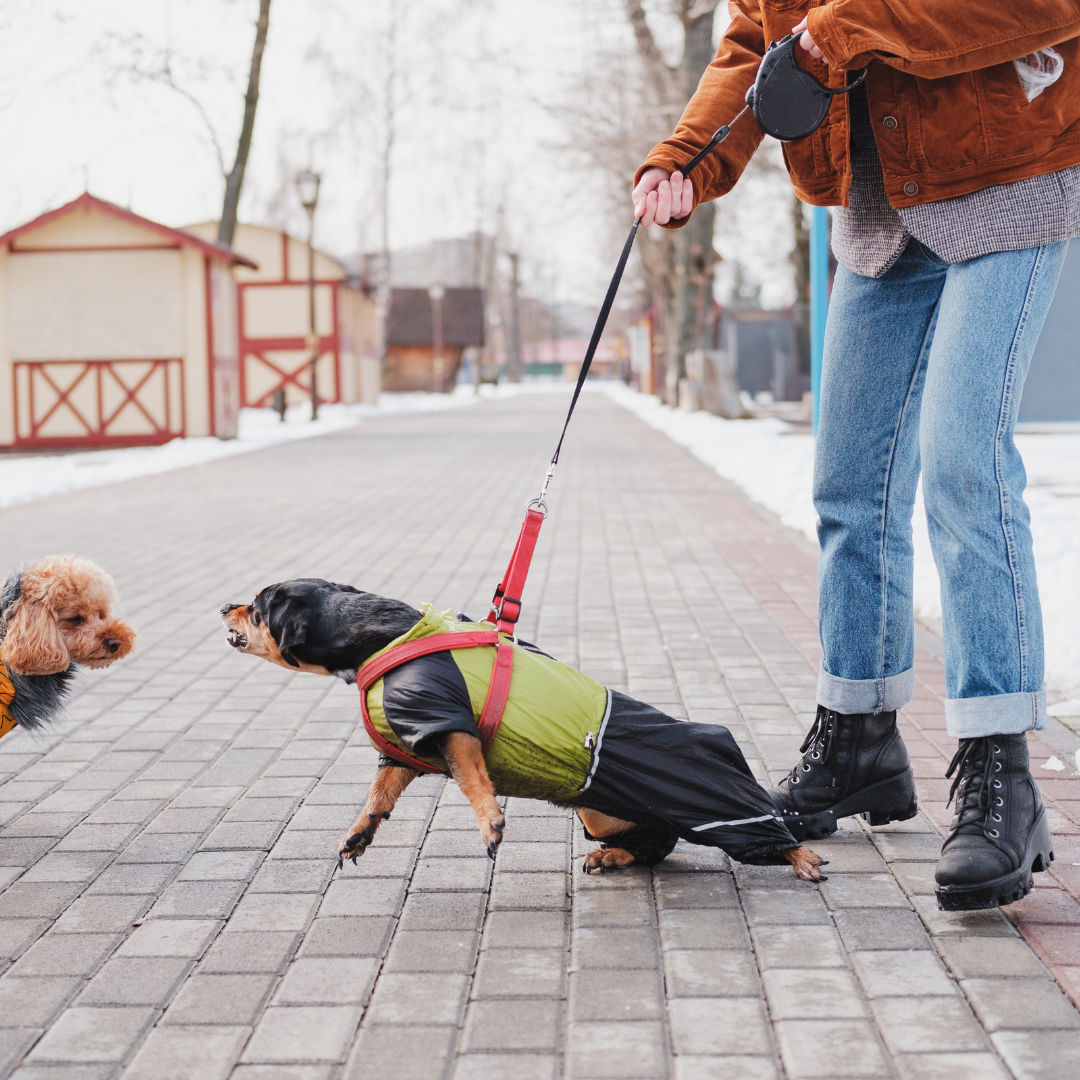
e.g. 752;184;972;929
606;383;1080;706
0;385;527;511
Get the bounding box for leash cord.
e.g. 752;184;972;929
538;103;751;504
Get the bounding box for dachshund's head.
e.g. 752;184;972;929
1;556;137;676
221;579;419;680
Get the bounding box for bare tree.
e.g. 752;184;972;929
218;0;272;247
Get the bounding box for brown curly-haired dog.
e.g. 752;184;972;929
0;556;136;736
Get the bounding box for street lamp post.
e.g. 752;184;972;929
429;285;445;393
296;170;321;421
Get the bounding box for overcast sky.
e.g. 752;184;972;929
0;0;795;307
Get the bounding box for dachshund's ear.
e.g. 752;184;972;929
260;589;308;668
2;598;70;675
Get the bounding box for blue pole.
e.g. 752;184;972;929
809;204;830;434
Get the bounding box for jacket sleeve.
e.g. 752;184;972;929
808;0;1080;77
635;0;767;229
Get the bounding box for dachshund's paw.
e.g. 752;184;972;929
582;847;638;874
480;810;505;860
785;846;828;882
337;814;382;868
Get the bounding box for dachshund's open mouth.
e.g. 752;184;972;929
227;629;248;649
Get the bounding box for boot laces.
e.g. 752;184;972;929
945;737;1000;835
786;710;835;785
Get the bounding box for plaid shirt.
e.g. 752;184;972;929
832;86;1080;278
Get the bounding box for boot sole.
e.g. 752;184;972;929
935;807;1054;911
780;767;918;841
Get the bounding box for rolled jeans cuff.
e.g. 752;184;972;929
817;665;914;715
944;691;1045;739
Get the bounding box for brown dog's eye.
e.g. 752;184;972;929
64;615;84;625
252;610;261;626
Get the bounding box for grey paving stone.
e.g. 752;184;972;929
488;872;568;911
653;873;738;909
149;879;245;918
871;996;990;1053
227;891;319;932
851;950;958;998
480;910;567;949
241;1005;361;1064
1;881;84;917
384;930;479;973
873;833;945;861
911;896;1018;937
820;873;911;909
115;918;220;958
51;894;150;934
114;834;201;864
163;973;277;1025
364;972;469;1026
120;1024;251;1080
936;936;1053;979
569;968;663;1021
461;998;561;1051
893;1052;1010;1080
763;967;868;1019
451;1054;557;1080
318;878;407;918
774;1018;891;1078
962;977;1080;1031
741;887;831;926
248;859;334;893
410;858;492;892
571;926;659;970
658;907;752;952
674;1056;779;1080
664;949;760;997
77;955;191;1005
0;1027;45;1074
0;918;50;959
833;908;932;951
991;1028;1080;1080
11;932;118;977
565;1019;666;1080
343;1023;455;1080
472;948;566;998
572;888;654;927
177;850;264;881
274;957;378;1005
86;862;179;895
298;917;395;958
669;996;771;1055
0;976;80;1027
26;1005;157;1063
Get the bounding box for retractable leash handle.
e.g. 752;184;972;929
487;36;867;634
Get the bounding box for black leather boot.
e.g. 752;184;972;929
770;706;918;841
935;734;1054;911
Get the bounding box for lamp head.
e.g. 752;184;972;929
296;170;321;213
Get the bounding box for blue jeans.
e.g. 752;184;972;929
815;239;1068;738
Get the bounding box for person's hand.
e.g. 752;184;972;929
792;16;827;64
632;167;693;227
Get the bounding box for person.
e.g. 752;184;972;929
633;1;1080;910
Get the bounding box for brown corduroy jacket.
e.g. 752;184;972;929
639;0;1080;219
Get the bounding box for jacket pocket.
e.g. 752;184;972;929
913;71;989;169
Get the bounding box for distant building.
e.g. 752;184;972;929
0;192;253;449
183;222;379;409
385;288;484;392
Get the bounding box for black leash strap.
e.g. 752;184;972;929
537;105;750;503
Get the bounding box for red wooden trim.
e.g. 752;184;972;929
238;278;343;288
10;244;180;254
281;231;289;281
0;193;257;268
12;359;184;447
204;256;217;437
239;334;338;351
332;281;341;401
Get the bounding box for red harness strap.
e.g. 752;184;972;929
357;630;515;775
487;504;546;634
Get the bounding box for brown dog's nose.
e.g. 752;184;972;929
220;603;242;616
105;638;122;653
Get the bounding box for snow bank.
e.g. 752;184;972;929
606;384;1080;703
0;385;527;511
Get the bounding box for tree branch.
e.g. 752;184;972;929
623;0;678;105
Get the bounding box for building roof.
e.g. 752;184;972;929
386;287;484;348
0;192;258;268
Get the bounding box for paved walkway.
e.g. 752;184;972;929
1;391;1079;1080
